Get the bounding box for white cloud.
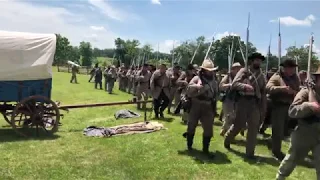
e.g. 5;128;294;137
90;26;105;31
152;40;181;53
0;1;118;49
270;14;316;27
151;0;161;5
88;0;139;21
215;31;239;40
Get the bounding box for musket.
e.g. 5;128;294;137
190;42;201;64
278;18;282;69
172;41;175;67
204;34;216;60
294;56;299;75
229;36;235;69
204;25;219;61
307;33;316;102
266;34;272;73
245;13;250;69
238;37;246;64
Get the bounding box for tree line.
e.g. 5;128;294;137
53;34;319;71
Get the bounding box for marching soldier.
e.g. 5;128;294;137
89;63;98;82
126;66;134;94
70;65;78;83
117;64;125;91
106;65;117;94
175;64;197;124
183;59;218;156
266;59;300;161
150;64;171;119
132;66;139;96
136;64;152;110
103;66;110;90
167;65;181;114
224;53;267;160
94;67;103;90
276;66;320;180
219;62;242;136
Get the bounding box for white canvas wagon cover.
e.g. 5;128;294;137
0;30;56;81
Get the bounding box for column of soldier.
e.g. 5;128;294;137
85;53;317;180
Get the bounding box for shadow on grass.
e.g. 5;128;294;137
232;139;272;147
231;139;314;168
227;148;279;166
0;128;60;143
177;149;232;164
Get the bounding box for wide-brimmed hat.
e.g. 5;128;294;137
200;59;218;71
231;62;242;68
280;59;298;67
248;53;265;61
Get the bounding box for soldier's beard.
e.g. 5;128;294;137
253;64;260;69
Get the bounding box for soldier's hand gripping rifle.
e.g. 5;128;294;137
306;33;318;102
303;33;320;123
199;70;217;112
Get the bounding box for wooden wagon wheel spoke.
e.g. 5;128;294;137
23;103;33;114
11;95;60;137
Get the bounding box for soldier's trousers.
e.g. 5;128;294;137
95;80;102;89
187;100;214;137
118;79;122;90
106;80;115;93
271;104;289;153
260;100;272;132
153;90;169;115
221;99;236;132
127;80;133;93
277;122;320;180
136;89;149;109
70;75;77;83
133;82;138;96
225;97;260;156
168;87;180;111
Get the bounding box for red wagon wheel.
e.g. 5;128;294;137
11;95;60;137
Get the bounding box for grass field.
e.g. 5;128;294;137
0;68;316;180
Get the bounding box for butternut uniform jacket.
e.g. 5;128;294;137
266;72;300;105
187;76;218;105
231;67;267;115
150;70;171;99
135;70;151;91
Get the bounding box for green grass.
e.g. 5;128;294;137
0;67;316;180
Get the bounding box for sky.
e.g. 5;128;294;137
0;0;319;56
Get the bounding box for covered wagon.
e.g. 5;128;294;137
0;30;60;136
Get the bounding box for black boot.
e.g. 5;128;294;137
203;136;214;158
186;133;194;151
154;109;159;119
159;111;164;118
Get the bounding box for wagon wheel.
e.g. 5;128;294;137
11;95;60;137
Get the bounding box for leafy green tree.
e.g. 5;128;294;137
54;34;70;66
68;46;80;64
79;41;93;66
285;45;319;71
